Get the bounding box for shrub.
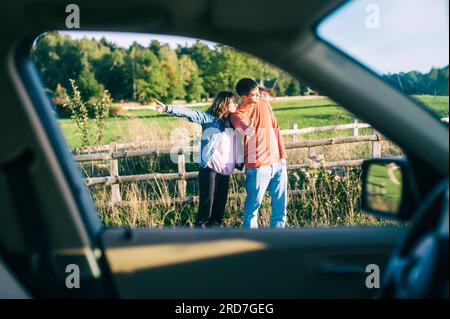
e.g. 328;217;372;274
63;79;91;146
109;103;127;117
63;79;112;146
93;89;112;144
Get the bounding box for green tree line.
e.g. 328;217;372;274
31;31;309;104
382;66;449;96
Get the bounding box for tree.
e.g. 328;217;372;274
93;49;133;100
179;55;205;102
177;41;213;76
204;46;254;96
31;32;84;94
148;40;162;58
185;73;205;102
159;45;185;101
132;45;169;104
286;78;301;96
276;72;292;96
177;42;214;95
99;37;118;51
77;68;101;101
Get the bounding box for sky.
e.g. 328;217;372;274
317;0;449;74
61;0;449;75
59;31;218;50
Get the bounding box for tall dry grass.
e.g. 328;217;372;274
79;117;402;229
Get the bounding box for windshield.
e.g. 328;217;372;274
317;0;449;121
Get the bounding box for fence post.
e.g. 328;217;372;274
308;147;317;162
177;151;187;199
292;123;298;142
352;118;359;136
371;128;382;158
109;142;122;202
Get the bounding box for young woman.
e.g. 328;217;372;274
155;92;254;228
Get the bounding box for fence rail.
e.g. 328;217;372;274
281;122;371;136
85;159;365;187
74;118;448;203
74;134;385;162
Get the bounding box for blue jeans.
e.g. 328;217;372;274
243;162;288;229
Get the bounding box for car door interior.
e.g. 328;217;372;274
100;227;402;298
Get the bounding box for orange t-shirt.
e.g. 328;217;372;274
230;99;287;169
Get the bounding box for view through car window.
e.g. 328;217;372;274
30;30;419;229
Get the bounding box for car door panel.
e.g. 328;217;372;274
100;227;403;298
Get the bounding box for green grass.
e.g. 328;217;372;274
412;95;449;118
59;95;448;148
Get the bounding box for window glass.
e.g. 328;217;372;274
317;0;449;120
31;31;404;229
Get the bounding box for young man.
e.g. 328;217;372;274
230;78;288;228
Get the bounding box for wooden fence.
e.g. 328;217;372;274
73;118;448;203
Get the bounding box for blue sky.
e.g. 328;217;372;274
61;0;448;75
318;0;449;74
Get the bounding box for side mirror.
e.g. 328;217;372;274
361;158;420;221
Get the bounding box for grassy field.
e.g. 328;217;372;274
61;95;448;228
60;95;449;149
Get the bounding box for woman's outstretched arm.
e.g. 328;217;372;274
155;100;214;125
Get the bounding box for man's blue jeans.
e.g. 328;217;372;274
243;162;288;228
